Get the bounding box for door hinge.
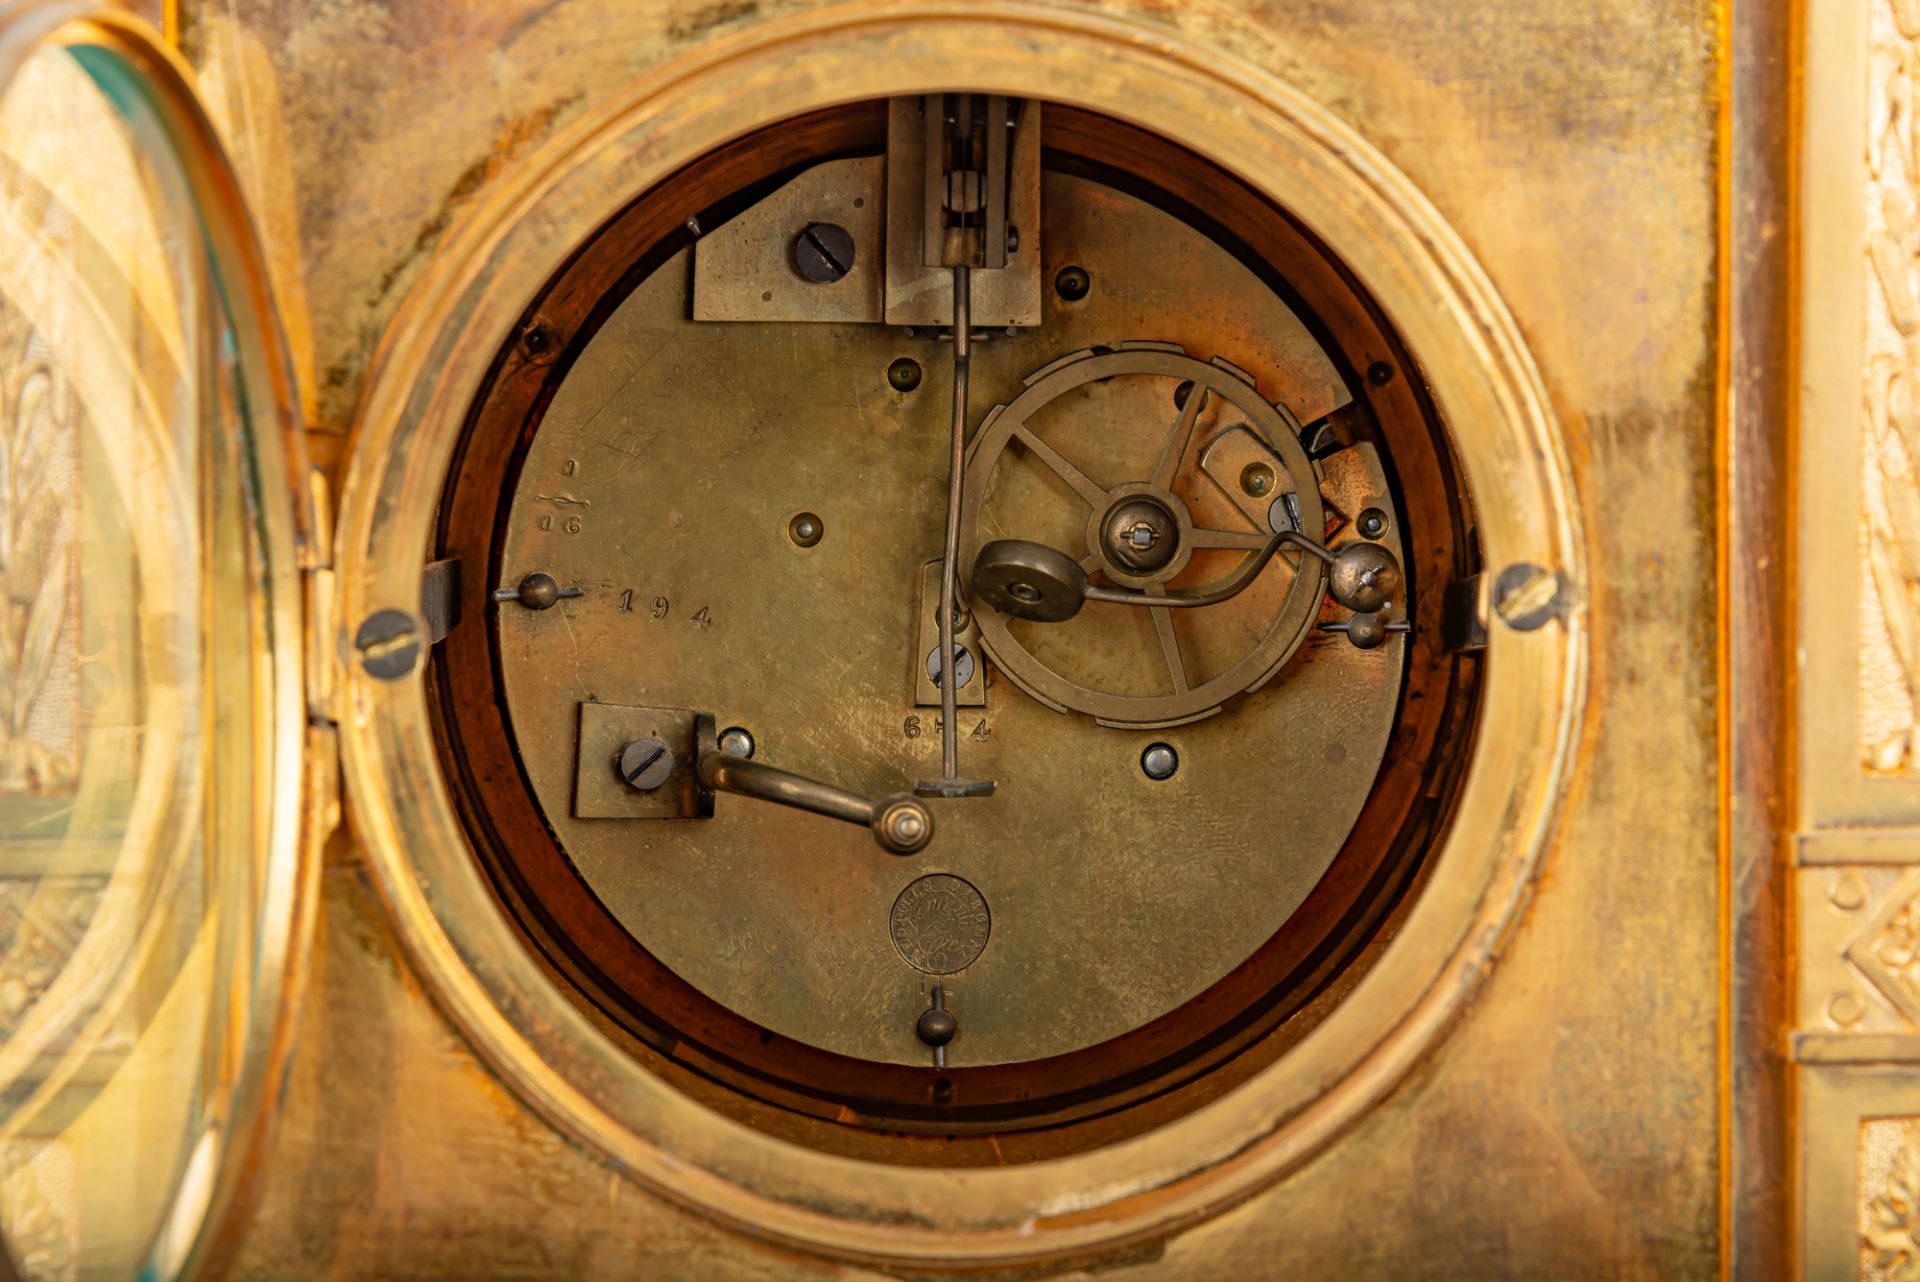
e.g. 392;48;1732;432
302;466;338;729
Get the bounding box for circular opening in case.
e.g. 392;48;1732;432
334;9;1580;1264
427;98;1481;1162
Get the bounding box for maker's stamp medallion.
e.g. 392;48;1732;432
890;874;990;974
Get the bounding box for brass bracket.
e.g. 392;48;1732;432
303;467;338;727
572;702;710;820
913;558;986;709
884;97;1041;326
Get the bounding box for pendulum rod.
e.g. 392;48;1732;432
937;262;971;782
915;92;1006;800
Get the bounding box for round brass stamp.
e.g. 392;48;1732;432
891;875;991;975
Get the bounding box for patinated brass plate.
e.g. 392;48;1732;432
492;169;1404;1067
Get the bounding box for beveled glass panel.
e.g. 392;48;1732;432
0;13;314;1281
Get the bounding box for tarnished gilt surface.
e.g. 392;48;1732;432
189;0;1720;1274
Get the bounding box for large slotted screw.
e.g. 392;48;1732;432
620;737;674;791
793;223;855;283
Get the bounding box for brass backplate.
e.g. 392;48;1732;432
492;171;1400;1068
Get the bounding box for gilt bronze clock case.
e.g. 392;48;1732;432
0;0;1814;1277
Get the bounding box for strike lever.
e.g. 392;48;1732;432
689;715;934;855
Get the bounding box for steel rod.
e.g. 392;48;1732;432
937;262;971;781
698;748;933;854
698;751;875;827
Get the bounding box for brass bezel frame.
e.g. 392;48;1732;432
0;5;326;1279
337;3;1586;1267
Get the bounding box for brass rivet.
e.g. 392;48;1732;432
1831;872;1871;912
788;512;825;548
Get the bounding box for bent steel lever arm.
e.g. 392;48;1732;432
971;529;1402;624
692;715;933;855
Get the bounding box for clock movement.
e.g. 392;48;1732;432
422;94;1480;1149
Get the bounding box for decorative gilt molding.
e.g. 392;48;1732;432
1865;0;1920;771
1794;866;1920;1061
1850;868;1920;1025
1865;1119;1920;1282
1790;0;1920;1272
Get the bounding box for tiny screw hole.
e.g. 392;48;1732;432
887;357;923;393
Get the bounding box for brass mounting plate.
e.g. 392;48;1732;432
912;559;987;709
884;98;1042;326
572;701;709;820
693;157;886;323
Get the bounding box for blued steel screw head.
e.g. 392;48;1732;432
619;737;674;791
793;223;855;283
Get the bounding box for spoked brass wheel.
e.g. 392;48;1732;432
961;342;1339;728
